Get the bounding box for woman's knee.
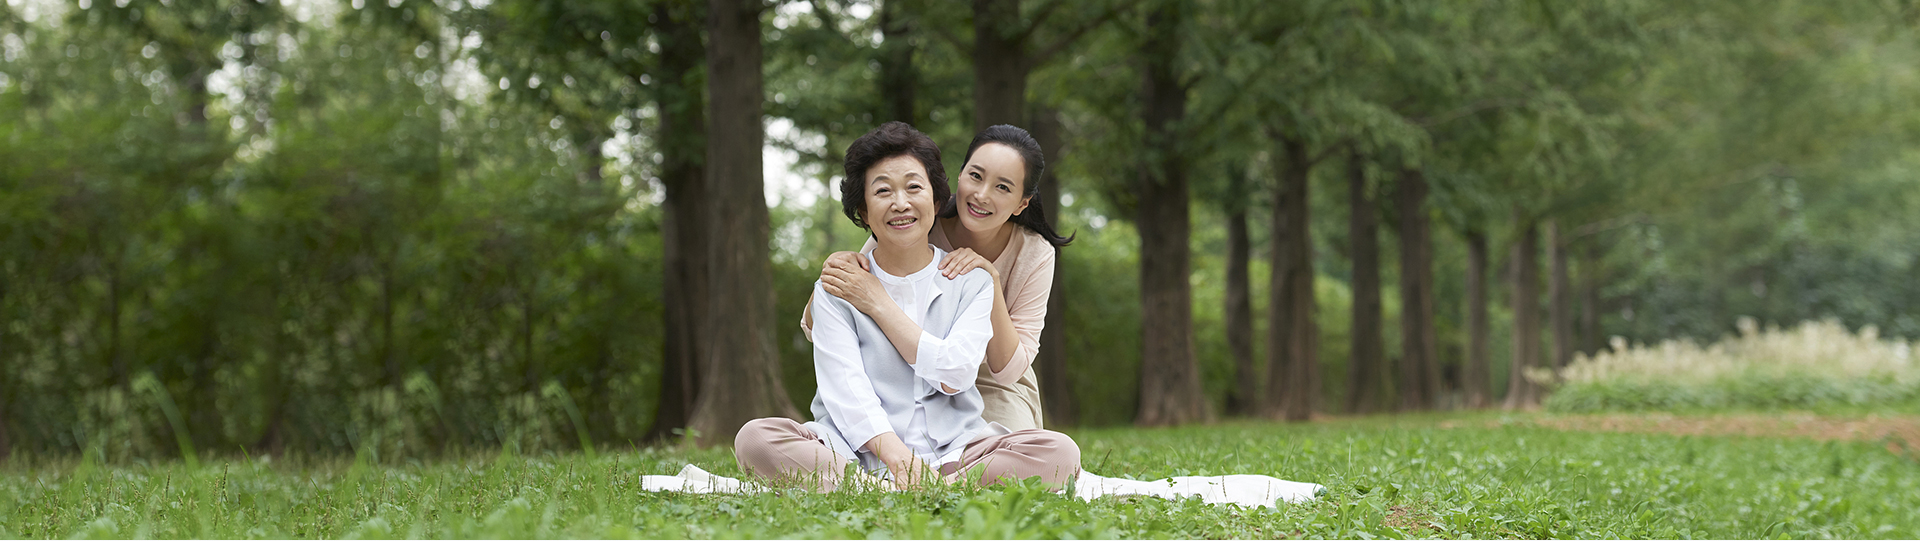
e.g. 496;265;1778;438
1014;430;1080;459
1036;430;1081;468
733;417;792;468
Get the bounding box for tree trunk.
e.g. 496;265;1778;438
645;0;708;443
522;284;537;391
1265;136;1318;421
972;0;1029;130
1579;243;1602;356
1548;221;1572;373
384;268;399;388
1224;206;1257;417
1030;106;1077;427
1228;205;1259;416
1133;0;1204;426
1344;153;1383;414
1463;229;1491;408
579;133;609;188
1504;219;1541;410
254;278;290;455
1396;168;1440;410
688;0;800;446
109;258;127;389
1;279;10;459
878;0;918;125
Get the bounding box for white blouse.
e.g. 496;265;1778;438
808;245;995;466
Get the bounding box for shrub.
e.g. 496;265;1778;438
1544;319;1919;412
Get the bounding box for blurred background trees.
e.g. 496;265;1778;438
2;0;1918;459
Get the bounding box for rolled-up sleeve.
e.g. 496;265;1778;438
809;283;892;450
912;272;996;395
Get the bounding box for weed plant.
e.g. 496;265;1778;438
1548;319;1919;413
4;415;1917;538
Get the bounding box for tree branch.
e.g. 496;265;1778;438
1568;213;1647;239
1017;0;1067;44
808;0;859;46
928;18;971;52
1308;138;1353;167
1184;59;1278;133
1416;97;1531;127
1030;0;1139;66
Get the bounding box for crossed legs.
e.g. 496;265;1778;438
734;417;1081;492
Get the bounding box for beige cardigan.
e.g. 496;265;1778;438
802;221;1055;430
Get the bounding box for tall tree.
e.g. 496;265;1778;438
1396;167;1441;409
1222;164;1259;417
650;0;712;442
965;0;1129;129
1579;243;1603;356
877;0;920;124
1463;228;1492;408
1266;136;1319;421
688;0;800;445
1344;152;1385;414
1504;218;1542;409
1030;106;1079;426
1547;220;1574;371
1132;0;1205;426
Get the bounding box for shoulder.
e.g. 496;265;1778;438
1021;228;1055;259
812;281;856;311
1013;227;1056;271
950;267;995;294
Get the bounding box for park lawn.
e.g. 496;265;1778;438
4;413;1917;539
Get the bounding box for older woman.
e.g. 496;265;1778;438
803;125;1070;431
734;122;1079;492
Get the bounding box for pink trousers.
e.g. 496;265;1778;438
733;417;1081;492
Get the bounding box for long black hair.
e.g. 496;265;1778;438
937;124;1074;247
840;122;949;230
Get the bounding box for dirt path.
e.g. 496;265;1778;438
1478;412;1920;456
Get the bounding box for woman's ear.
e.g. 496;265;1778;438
1013;195;1032;217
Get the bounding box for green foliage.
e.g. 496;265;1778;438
5;416;1918;538
0;2;665;459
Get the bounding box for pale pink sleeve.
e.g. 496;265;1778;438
987;239;1054;385
800;236;881;343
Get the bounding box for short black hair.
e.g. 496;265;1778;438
840;121;949;229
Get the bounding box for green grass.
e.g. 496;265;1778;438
5;413;1918;539
1545;376;1920;414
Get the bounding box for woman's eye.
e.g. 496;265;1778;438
998;184;1012;193
908;183;923;191
875;188;889;195
970;172;982;180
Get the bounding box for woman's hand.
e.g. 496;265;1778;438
819;250;870;275
821;254;888;316
939;247;999;283
867;432;937;490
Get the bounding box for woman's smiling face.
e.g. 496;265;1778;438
863;154;937;247
954;142;1031;234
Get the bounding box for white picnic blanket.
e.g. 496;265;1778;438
639;464;1323;509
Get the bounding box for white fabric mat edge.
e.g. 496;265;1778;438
639;464;1324;509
